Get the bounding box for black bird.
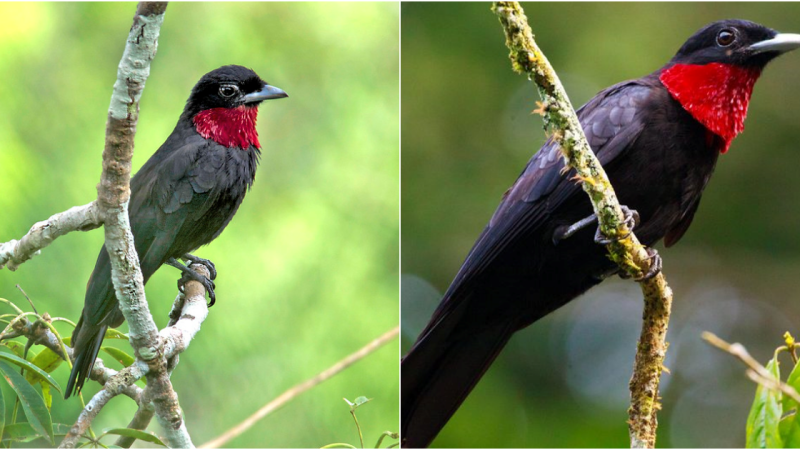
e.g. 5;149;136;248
402;20;800;447
66;65;288;398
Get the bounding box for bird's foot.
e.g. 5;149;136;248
593;206;640;245
181;253;217;280
178;271;217;306
618;247;662;281
166;257;217;307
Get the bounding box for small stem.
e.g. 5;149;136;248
14;285;37;315
350;410;364;449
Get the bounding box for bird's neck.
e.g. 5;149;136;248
659;62;761;154
192;105;261;149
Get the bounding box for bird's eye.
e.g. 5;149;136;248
219;85;239;98
716;29;736;47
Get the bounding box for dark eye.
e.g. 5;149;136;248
219;85;239;98
716;29;736;47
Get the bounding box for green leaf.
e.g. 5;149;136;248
0;422;69;443
0;342;25;358
0;351;62;395
321;444;357;449
784;359;800;411
99;428;166;447
354;396;371;407
0;361;53;444
746;359;783;448
104;329;128;340
100;347;135;368
0;375;5;443
780;413;800;447
40;383;51;411
25;347;65;387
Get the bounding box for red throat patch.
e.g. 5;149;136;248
192;105;260;149
659;63;761;154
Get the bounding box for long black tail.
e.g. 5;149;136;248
65;318;107;398
401;317;515;448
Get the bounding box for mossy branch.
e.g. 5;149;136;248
492;2;673;448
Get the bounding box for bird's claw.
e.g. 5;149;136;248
618;247;662;281
594;206;640;245
182;253;217;280
635;247;662;281
177;270;217;307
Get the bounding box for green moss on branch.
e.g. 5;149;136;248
492;2;673;448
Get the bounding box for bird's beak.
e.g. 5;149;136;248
244;85;288;103
750;33;800;55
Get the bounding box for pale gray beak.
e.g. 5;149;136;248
244;85;288;103
750;33;800;54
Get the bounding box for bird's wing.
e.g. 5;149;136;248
127;134;236;281
444;80;653;301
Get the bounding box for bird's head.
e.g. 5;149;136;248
670;20;799;68
185;65;288;150
659;20;800;153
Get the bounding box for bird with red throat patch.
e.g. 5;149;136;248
66;65;288;398
402;19;800;447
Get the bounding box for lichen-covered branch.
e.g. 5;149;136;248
160;265;210;360
98;0;165;361
492;2;673;448
91;2;194;448
0;202;103;271
59;389;115;449
200;326;400;449
0;315;144;401
0;2;222;447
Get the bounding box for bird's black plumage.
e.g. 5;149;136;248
402;20;799;447
66;65;287;398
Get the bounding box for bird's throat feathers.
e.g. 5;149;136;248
193;105;260;149
660;62;761;154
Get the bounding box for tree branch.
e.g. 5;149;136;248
0;3;233;447
88;2;196;448
491;3;673;448
0;202;102;271
60;390;116;449
115;402;156;448
200;326;400;449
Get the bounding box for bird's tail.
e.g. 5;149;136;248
401;315;515;448
65;317;107;399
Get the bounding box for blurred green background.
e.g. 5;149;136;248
0;2;398;448
402;2;800;448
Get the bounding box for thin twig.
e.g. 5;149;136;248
15;285;37;315
703;332;800;404
199;327;400;449
491;3;673;448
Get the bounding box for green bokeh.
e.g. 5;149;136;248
402;2;800;448
0;2;399;448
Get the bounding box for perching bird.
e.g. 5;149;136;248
402;20;800;447
66;65;288;398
